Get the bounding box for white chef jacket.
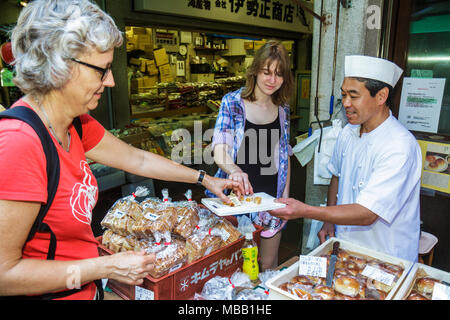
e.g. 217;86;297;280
327;112;422;262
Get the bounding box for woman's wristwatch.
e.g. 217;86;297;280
197;170;206;185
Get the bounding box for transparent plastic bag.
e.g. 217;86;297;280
149;242;187;278
101;187;148;236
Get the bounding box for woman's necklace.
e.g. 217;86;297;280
39;104;71;152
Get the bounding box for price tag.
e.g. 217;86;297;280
135;286;155;300
361;265;395;286
113;210;126;218
432;282;450;300
144;212;160;221
298;255;327;278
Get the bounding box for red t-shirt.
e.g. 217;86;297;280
0;100;105;299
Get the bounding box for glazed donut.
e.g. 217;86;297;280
366;278;393;293
375;289;387;300
292;286;313;300
379;262;404;278
279;282;293;293
335;293;359;300
416;277;441;295
436;158;445;166
335;260;347;269
348;255;367;270
345;260;360;276
334;275;360;297
407;291;428;300
307;275;325;286
334;268;352;278
291;275;314;289
337;249;349;261
358;283;366;299
426;155;436;162
314;285;336;300
429;161;438;168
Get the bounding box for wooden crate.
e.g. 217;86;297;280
98;216;262;300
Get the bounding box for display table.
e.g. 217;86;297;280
103;256;300;300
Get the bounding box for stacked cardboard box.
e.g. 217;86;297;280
126;27;153;53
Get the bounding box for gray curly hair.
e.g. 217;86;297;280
11;0;123;97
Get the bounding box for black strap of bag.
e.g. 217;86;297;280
0;106;103;300
1;106;60;259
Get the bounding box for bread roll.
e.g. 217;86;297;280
333;275;360;297
416;277;441;296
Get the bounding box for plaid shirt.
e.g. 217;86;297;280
205;87;293;198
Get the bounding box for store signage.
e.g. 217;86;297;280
134;0;313;34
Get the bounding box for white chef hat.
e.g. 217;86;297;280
344;55;403;87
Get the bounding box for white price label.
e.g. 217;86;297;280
135;286;154;300
361;265;395;286
113;210;126;218
144;212;160;221
432;282;450;300
298;255;327;278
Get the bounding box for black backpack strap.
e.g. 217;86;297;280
72;116;83;140
0;106;60;260
0;107;103;300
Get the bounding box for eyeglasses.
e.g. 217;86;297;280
71;58;111;81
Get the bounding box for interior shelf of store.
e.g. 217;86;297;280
130;105;209;120
119;131;152;145
193;47;226;52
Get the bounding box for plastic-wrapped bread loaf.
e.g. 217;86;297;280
149;243;188;278
151;206;178;234
173;206;200;239
102;229;135;253
141;197;162;209
196;207;220;230
131;207;158;239
213;218;242;247
132;205;178;239
101;229;114;249
185;230;222;264
101;198;144;236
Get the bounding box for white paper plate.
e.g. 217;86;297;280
201;192;286;216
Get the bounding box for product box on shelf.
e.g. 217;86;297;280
153;48;169;66
393;263;450;300
265;237;414;300
158;63;173;83
97;216;262;300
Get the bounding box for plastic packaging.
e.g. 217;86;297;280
237;215;256;236
150;242;188;278
173;206;199;239
242;233;259;282
185;229;222;263
101;187;148;236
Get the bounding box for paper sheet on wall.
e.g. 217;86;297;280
398;77;446;133
417;139;450;194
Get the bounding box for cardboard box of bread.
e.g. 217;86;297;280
393;263;450;300
266;238;413;300
98;189;262;299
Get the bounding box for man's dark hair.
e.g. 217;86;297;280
352;77;395;109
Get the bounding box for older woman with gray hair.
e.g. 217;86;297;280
0;0;242;300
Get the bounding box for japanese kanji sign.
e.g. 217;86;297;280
134;0;312;33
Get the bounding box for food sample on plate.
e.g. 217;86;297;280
223;192;262;206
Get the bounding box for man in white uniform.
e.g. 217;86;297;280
271;55;422;261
